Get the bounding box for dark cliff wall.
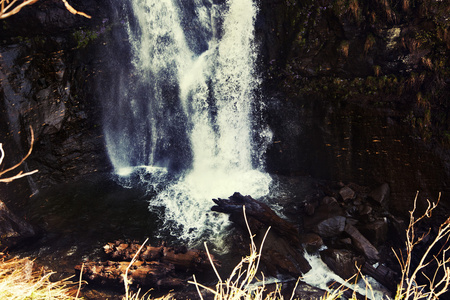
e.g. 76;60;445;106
258;0;450;206
0;0;113;190
260;0;449;143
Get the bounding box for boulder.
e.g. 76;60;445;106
320;248;365;280
0;200;37;249
314;216;346;238
212;193;312;276
292;282;327;300
303;196;344;234
359;219;388;247
300;233;324;253
344;223;380;262
339;186;355;201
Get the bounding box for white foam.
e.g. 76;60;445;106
302;252;391;299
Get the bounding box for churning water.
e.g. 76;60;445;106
103;0;272;244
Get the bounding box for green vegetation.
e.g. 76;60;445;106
73;29;99;49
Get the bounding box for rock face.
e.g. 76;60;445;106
0;199;37;248
260;0;450;209
0;0;112;190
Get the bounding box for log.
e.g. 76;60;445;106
75;260;184;288
212;192;301;246
212;192;312;276
344;224;380;262
361;262;398;293
103;241;218;271
76;240;220;289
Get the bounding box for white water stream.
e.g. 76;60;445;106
104;0;272;245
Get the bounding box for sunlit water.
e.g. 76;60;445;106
103;0;272;245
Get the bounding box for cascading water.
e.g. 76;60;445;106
103;0;272;245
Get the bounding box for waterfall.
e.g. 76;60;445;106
103;0;272;245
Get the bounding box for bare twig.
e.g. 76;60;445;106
0;126;38;183
0;0;90;19
122;238;149;300
393;192;450;300
61;0;91;19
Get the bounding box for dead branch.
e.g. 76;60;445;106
0;0;90;19
61;0;90;19
0;126;38;183
393;192;450;299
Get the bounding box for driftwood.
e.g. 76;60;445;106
75;260;184;288
103;241;218;271
362;262;398;292
76;240;219;289
212;192;311;276
212;192;301;246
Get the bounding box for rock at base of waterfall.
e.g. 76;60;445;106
212;192;312;276
314;216;346;238
300;233;324;253
320;248;365;280
344;223;380;262
339;186;356;201
359;218;389;247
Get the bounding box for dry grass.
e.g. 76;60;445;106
0;256;80;299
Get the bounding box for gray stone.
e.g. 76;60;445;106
339;186;355;201
360;219;388;247
300;233;323;253
293;283;327;300
345;223;380;262
315;216;346;238
320;248;365;280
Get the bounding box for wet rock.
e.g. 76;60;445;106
362;262;398;293
344;223;380;262
358;204;372;216
386;213;407;245
76;260;184;288
103;240;216;271
314;216;346;238
0;200;36;248
304;202;316;216
368;183;390;209
339;237;352;246
359;219;388;247
292;282;327;300
303;196;344;234
212;193;312;276
77;240;217;289
339;186;355;201
299;233;323;253
320;248;365;280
